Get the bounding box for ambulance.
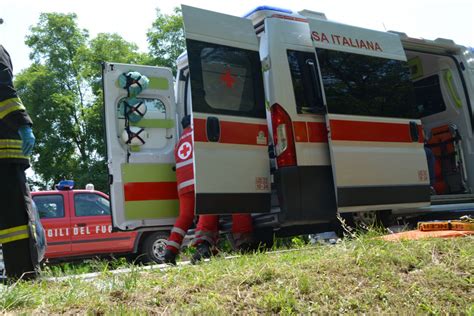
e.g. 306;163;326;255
102;5;474;242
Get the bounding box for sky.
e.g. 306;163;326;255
1;0;473;75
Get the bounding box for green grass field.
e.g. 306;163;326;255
1;234;472;314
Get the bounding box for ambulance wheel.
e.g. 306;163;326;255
351;210;393;229
141;232;169;264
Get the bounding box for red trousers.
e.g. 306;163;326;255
194;213;253;246
166;192;195;254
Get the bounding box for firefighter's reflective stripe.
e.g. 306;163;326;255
178;179;194;191
0;139;22;148
176;158;193;169
0;225;29;244
0;139;26;160
0;149;28;160
171;226;187;237
166;240;181;249
0;98;26;119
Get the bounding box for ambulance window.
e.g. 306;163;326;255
316;49;418;119
74;193;110;217
186;39;265;118
287;50;324;114
33;195;64;219
413;74;447;117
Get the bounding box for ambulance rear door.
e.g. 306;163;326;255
103;63;178;230
182;5;271;214
302;15;431;212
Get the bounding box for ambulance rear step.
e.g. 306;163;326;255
430;193;474;205
219;211;280;231
394;202;474;218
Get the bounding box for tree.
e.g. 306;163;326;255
15;63;80;187
84;33;152;94
147;7;185;72
16;13;148;191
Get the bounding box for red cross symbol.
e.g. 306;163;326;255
220;67;236;89
178;142;192;160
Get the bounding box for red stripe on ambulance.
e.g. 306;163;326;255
124;182;178;201
193;118;268;146
193;118;207;142
330;120;423;143
293;121;308;142
293;121;328;143
307;122;328;143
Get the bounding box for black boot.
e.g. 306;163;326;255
163;249;177;265
191;241;212;264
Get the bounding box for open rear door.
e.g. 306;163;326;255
103;63;178;230
182;5;271;214
302;15;431;212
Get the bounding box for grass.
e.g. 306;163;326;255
0;233;472;314
41;256;131;277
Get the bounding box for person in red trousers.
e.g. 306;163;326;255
191;213;254;263
163;115;195;264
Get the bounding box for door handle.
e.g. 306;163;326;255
206;116;220;142
76;223;87;227
409;121;419;142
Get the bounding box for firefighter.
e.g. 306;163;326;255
0;44;40;280
163;115;195;264
191;214;254;263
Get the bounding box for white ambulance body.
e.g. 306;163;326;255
103;5;474;237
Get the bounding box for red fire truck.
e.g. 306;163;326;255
30;180;168;263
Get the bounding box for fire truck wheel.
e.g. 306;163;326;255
141;232;169;264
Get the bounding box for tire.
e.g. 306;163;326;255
351;210;394;230
140;231;169;264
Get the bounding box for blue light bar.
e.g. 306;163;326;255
243;6;292;18
57;180;75;190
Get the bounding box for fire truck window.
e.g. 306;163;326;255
74;193;111;217
186;39;265;118
413;74;447;117
33;195;64;219
287;50;324;114
316;49;418;119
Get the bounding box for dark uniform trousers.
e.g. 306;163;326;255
0;164;37;279
0;44;39;280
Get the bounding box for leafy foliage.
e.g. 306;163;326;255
15;13;148;191
147;8;185;72
15;8;186;191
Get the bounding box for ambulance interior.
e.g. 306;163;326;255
405;49;473;198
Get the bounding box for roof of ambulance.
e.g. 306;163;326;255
176;5;467;64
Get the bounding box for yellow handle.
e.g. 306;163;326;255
444;69;462;108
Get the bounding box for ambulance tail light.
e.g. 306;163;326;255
271;103;297;167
